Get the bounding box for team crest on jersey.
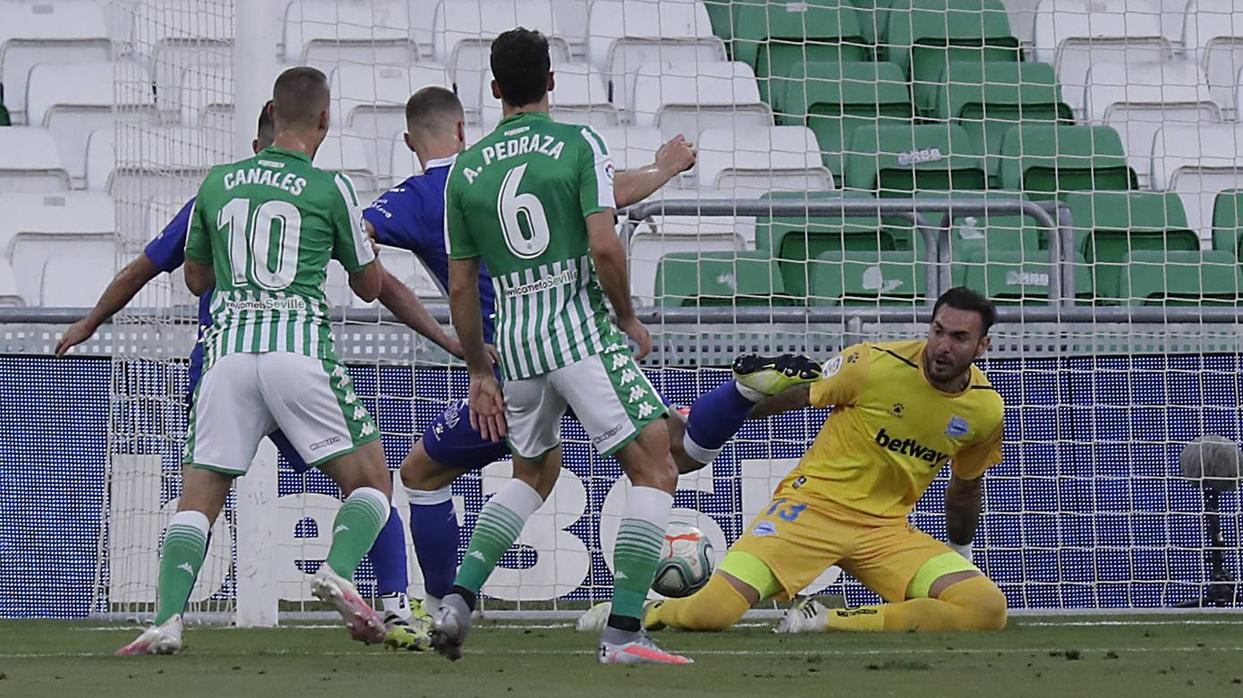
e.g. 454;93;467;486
945;415;969;437
823;355;843;376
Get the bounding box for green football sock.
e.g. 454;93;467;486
611;486;673;621
454;479;543;595
154;512;210;625
325;487;390;579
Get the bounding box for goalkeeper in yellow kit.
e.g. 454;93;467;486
581;287;1008;634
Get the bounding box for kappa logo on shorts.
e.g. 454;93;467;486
945;415;969;438
309;436;342;452
752;520;778;537
592;422;626;446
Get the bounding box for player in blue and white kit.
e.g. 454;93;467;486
57;103;459;651
362;86;819;615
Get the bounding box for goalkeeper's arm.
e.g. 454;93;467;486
945;474;982;560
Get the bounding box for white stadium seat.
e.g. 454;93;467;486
129;2;233;118
627;216;748;304
315;132;381;193
434;0;570;119
283;0;420;68
1084;60;1221;188
694;127;833;195
0;191;113;256
481;62;617;129
1150;122;1243;239
0;128;71;192
27;61;159;187
0;0;110;125
630;61;771;139
586;0;726;116
586;126;665;171
0;258;24;307
1033;0;1174;115
9;232;117;307
1183;0;1243;114
179;65;234;131
386;131;423;184
331;64;451;143
1001;0;1043;46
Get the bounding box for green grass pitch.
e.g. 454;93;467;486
2;615;1241;697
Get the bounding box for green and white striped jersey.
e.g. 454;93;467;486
445;112;621;380
184;146;374;368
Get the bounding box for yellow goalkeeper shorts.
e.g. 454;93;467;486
728;495;980;603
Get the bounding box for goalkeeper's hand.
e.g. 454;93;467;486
948;540;973;561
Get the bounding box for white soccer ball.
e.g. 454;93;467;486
651;522;715;598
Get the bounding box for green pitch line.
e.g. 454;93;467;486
1;616;1241;698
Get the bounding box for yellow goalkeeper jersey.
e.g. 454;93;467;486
775;339;1005;523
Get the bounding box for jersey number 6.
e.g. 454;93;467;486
498;162;551;259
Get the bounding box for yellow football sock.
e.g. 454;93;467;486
650;574;750;632
826;576;1007;632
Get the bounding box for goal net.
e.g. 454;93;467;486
82;0;1243;622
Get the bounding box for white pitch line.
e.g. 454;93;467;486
1018;620;1243;627
4;646;1243;660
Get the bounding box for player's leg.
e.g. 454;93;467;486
678;353;822;471
555;347;689;665
258;353;393;644
429;375;564;661
779;525;1007;633
118;354;271;656
400;397;510;612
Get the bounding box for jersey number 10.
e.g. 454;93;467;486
219;197;303;291
498;163;551;259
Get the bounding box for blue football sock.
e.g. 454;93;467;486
684;379;754;463
366;506;408;596
407;486;459;600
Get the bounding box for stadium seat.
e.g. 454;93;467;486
776;61;912;180
482;61;616;130
931;61;1071;182
1182;0;1243;113
998;124;1137;199
917;189;1049;257
844;123;987;194
9;231;117;306
695;127;833;195
1211;188;1243;259
26;61;158;188
0;258;23;307
1083;60;1221;189
1117;250;1241;305
551;0;590;51
629;216;749;304
385;132;423;184
1150;122;1243;239
434;0;569;121
808;249;931;305
732;0;870;104
756;190;922;296
0;191;113;260
179;66;234;133
314;132;381;193
0;0;111;125
956;249;1092;304
654;250;791;306
586;0;725;114
630;61;771;139
881;0;1020;113
130;2;233;119
1033;0;1175;116
585;126;665;172
283;0;419;68
331;64;450;145
1001;0;1042;46
1061;191;1199;303
0;127;71;192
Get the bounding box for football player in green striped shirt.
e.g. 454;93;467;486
117;67;395;655
430;28;690;666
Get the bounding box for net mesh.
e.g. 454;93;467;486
60;0;1243;619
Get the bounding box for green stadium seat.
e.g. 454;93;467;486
755;191;924;296
775;61;912;179
1062;191;1199;304
654;250;794;307
908;190;1048;258
1211;189;1243;259
955;249;1092;304
844;123;986;194
998;124;1137;199
1117;251;1242;306
732;0;870;104
881;0;1019;110
930;61;1073;181
808;250;931;305
843;0;904;44
702;0;738;42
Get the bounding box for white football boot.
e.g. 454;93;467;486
774;597;830;634
115;614;183;656
311;565;387;645
598;632;693;665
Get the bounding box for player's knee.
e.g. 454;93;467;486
399;442;439;490
945;576;1007;631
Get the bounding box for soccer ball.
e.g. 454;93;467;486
650;523;715;598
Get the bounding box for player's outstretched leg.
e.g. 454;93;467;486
679;354;821;468
368;507;432;651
